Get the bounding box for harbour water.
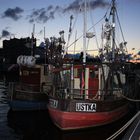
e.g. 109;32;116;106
0;81;137;140
0;81;20;140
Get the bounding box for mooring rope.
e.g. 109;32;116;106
120;94;140;102
128;117;140;140
106;111;140;140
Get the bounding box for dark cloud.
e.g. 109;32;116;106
63;0;109;13
28;6;61;23
28;8;49;23
0;1;109;25
27;0;109;23
47;5;53;11
63;0;82;13
0;30;11;39
2;7;24;21
2;30;10;37
90;0;109;9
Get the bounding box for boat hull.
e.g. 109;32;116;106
9;100;48;111
8;84;48;111
48;97;129;130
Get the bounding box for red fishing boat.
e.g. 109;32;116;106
47;62;129;130
47;0;129;130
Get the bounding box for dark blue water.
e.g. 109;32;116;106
0;81;21;140
0;81;137;140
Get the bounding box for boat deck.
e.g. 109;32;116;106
122;111;140;140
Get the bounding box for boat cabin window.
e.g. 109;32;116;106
22;70;29;76
74;68;83;78
95;71;98;78
74;68;78;78
89;69;95;78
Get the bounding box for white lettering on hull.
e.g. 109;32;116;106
76;103;96;112
49;99;58;108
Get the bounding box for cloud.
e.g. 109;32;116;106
2;7;24;21
47;5;53;11
90;0;109;9
28;5;62;23
28;8;50;23
2;30;10;37
63;0;109;13
0;30;11;40
63;0;82;13
0;0;110;25
27;0;109;23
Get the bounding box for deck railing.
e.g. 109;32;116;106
53;87;124;100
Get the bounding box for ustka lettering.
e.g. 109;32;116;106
76;103;96;112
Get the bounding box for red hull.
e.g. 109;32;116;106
48;104;128;130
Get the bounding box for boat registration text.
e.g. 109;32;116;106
49;99;58;108
76;103;96;112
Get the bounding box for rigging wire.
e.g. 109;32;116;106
88;0;99;49
67;15;106;49
65;2;82;54
67;0;113;51
67;0;128;57
103;0;128;54
121;94;140;102
105;1;112;21
115;9;126;43
115;9;128;53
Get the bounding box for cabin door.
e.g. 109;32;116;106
88;68;99;99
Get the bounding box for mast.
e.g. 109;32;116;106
83;0;87;64
44;26;47;65
31;24;35;56
112;0;116;61
82;0;87;99
111;0;116;94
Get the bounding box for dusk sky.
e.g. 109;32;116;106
0;0;140;54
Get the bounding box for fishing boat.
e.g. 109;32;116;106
8;58;51;111
47;0;129;130
8;28;51;111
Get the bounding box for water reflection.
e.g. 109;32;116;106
0;81;137;140
0;82;20;140
7;108;135;140
7;110;50;140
